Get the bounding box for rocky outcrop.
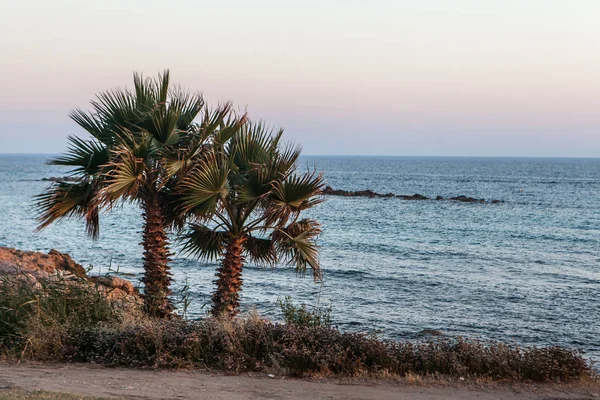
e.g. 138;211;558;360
322;186;407;199
322;186;502;204
41;176;78;182
449;195;485;203
0;247;140;304
322;187;384;198
398;194;429;201
89;275;136;297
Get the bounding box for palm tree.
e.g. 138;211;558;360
36;70;245;317
179;123;324;317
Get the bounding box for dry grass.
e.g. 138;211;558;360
0;273;125;362
0;277;596;383
38;317;593;383
0;273;121;338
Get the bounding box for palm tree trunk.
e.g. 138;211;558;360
141;195;173;318
212;237;246;317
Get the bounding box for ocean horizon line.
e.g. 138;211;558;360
1;152;599;160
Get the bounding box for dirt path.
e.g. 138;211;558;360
0;363;598;400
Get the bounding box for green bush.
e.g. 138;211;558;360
277;296;332;328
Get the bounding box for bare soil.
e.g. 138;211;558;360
0;363;598;400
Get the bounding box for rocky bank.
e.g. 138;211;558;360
0;246;140;305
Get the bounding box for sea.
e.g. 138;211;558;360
0;154;599;362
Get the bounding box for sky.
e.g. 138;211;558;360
0;0;599;156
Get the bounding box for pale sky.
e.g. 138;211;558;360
1;0;599;156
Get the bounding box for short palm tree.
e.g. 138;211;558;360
179;123;324;317
36;70;245;317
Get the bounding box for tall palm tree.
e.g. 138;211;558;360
179;123;324;317
36;70;245;317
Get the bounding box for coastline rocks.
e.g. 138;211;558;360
398;194;429;201
322;186;502;204
450;195;485;203
41;176;78;183
448;196;504;204
0;247;87;278
0;247;140;304
89;275;135;296
322;186;428;200
322;186;383;198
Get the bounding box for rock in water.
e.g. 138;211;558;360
398;194;429;200
450;195;485;203
41;176;78;182
322;186;502;203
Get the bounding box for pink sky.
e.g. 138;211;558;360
1;0;599;156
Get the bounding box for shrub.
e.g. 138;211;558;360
50;318;595;382
0;272;121;355
1;278;593;382
389;338;593;382
277;296;332;328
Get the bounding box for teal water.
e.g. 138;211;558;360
0;154;599;361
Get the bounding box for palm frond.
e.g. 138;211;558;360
197;103;233;143
265;171;324;226
69;109;114;145
148;106;183;145
229;122;274;171
272;171;324;209
214;109;247;146
133;71;156;112
268;128;284;154
136;77;202;146
155;69;170;105
92;88;141;134
48;135;108;176
272;219;322;280
102;140;149;202
236;165;272;203
244;236;277;266
163;156;186;180
162;137;208;181
180;224;227;261
272;141;301;177
178;152;230;216
172;88;205;130
35;180;101;239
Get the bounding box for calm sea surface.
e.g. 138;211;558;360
1;155;599;361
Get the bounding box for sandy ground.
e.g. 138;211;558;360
0;363;598;400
